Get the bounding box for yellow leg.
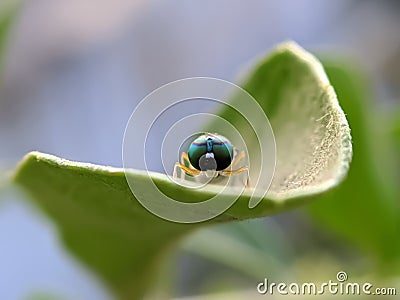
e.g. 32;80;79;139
220;166;248;176
220;166;250;187
230;150;246;168
173;162;201;179
180;152;192;179
181;151;190;166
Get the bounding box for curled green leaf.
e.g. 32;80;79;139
12;41;352;298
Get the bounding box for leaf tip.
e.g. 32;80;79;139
273;40;330;85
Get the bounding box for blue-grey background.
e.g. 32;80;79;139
0;0;399;299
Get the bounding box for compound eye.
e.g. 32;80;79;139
187;136;208;171
212;137;233;171
187;134;233;171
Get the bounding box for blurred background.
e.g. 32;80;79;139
0;0;399;299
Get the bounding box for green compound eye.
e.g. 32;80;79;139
188;134;234;171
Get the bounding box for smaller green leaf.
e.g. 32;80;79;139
392;113;400;182
181;218;292;280
393;117;400;146
308;60;400;267
0;2;16;72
